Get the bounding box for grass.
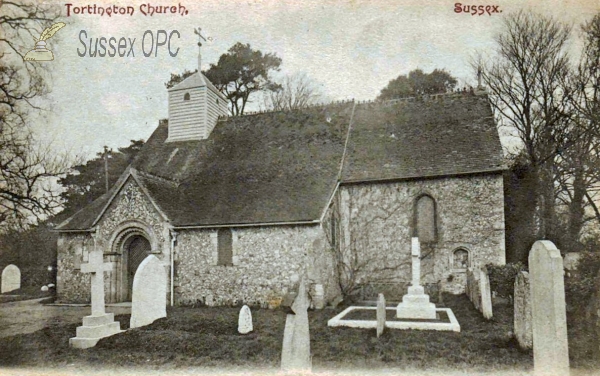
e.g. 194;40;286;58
0;293;596;373
0;285;54;303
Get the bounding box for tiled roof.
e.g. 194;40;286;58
57;93;504;230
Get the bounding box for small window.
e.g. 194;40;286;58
184;92;190;101
216;98;219;105
453;248;470;270
217;229;233;266
415;195;436;243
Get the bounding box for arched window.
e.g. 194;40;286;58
452;248;470;270
217;229;233;266
183;92;190;101
414;195;436;243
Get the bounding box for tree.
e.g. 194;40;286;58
165;69;197;89
475;11;572;242
554;12;600;247
377;68;457;100
58;140;144;218
204;43;282;116
0;1;72;229
264;73;323;111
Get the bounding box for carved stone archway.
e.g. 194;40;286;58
106;220;159;303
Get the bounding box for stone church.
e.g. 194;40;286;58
55;48;506;307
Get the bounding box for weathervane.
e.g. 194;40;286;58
194;27;208;71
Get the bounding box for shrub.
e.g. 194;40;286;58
486;262;526;300
565;252;600;312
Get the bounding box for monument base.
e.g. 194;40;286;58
69;313;123;349
396;286;437;320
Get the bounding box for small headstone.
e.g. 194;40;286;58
130;255;167;329
514;271;532;349
281;279;311;372
1;264;21;293
41;285;49;292
48;283;56;288
205;294;214;307
529;240;569;375
376;293;386;338
480;268;493;320
238;305;253;334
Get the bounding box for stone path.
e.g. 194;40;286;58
0;298;130;338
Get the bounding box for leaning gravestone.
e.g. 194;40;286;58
479;267;493;320
238;305;253;334
514;271;532;350
376;293;386;338
281;279;311;372
529;240;569;375
1;264;20;293
130;255;167;329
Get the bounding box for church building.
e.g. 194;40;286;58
55;44;506;307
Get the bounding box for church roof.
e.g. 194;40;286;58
168;72;225;100
56;92;504;231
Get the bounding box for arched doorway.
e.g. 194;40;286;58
123;235;151;301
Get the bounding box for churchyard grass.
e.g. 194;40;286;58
0;286;53;303
0;294;596;372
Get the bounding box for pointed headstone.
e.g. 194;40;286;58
281;279;311;372
529;240;569;376
376;293;386;338
1;265;20;293
238;305;253;334
130;255;167;329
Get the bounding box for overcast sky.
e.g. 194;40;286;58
32;0;600;159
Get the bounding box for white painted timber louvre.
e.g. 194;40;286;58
167;73;228;142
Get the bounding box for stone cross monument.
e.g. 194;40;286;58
81;250;112;316
396;238;437;319
70;249;122;349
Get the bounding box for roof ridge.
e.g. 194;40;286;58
135;169;179;187
217;87;488;120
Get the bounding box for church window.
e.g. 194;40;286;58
452;248;470;270
415;194;436;243
184;92;190;101
217;229;233;266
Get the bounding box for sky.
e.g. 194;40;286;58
27;0;600;160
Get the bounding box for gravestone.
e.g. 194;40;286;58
514;271;532;350
529;240;569;375
238;305;253;334
130;255;167;329
396;238;437;319
70;250;122;349
479;267;493;320
281;279;311;372
1;264;20;293
376;293;386;338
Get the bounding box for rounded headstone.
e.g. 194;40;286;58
238;305;253;334
41;285;49;292
1;264;21;293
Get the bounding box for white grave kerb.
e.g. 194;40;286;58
80;250;113;316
